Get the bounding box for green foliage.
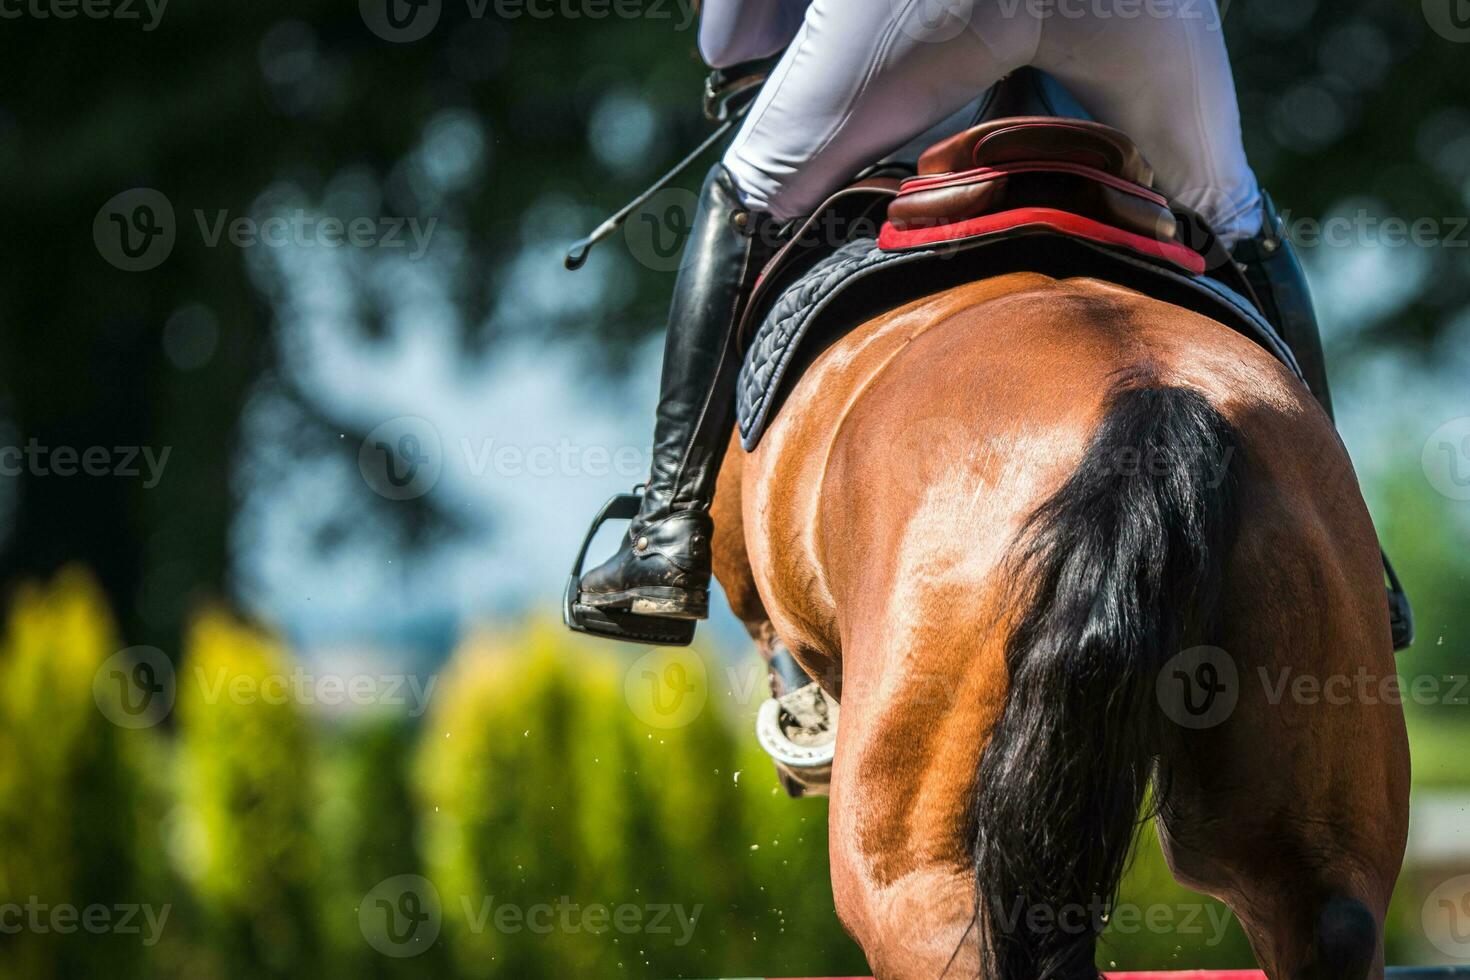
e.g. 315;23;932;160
1101;823;1255;972
172;609;321;978
316;714;450;980
0;569;159;980
415;623;867;977
3;578;1467;976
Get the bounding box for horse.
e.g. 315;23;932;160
710;270;1411;978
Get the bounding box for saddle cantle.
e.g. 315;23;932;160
879;117;1204;274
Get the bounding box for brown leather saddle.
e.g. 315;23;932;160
880;116;1199;273
739;68;1258;347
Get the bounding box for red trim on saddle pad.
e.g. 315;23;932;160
877;206;1208;275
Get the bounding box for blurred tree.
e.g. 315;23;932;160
416;622;869;977
315;715;452;979
173;609;321;978
0;569;158;980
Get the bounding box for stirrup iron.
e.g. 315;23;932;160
563;492;697;647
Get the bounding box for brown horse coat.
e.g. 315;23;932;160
713;273;1408;978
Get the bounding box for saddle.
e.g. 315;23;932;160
736;68;1282;447
880;117;1202;274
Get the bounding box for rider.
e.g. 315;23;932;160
576;0;1333;627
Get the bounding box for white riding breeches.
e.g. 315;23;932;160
703;0;1263;246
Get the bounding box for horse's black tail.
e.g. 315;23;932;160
971;381;1241;979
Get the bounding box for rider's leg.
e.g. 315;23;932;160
580;0;1043;620
723;0;1042;221
578;0;1335;623
1030;4;1335;416
577;164;773;619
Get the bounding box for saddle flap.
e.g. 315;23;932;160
918;117;1156;186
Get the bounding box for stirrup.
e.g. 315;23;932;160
1385;552;1413;653
563;492;697;647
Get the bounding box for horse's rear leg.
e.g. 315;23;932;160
823;618;1012;979
1155;503;1409;979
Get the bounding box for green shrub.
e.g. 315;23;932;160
315;714;449;979
416;626;869;978
0;569;159;980
172;609;320;979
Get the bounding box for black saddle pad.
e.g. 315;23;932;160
734;232;1303;450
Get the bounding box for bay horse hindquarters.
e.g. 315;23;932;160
715;274;1410;978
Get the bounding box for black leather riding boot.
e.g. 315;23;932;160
578;164;772;620
1231;191;1334;418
